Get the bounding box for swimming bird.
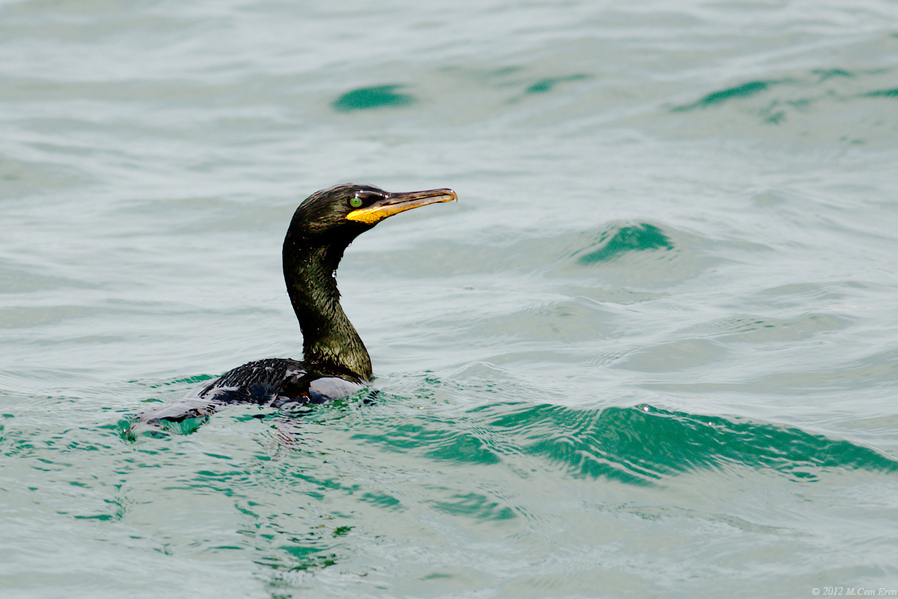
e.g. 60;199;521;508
139;183;456;424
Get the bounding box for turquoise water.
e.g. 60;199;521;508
2;1;898;597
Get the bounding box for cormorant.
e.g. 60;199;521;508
138;183;456;424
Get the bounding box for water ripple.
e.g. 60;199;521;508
480;402;898;484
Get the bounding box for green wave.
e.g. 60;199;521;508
672;79;781;111
864;88;898;98
351;397;896;486
524;74;588;94
483;403;898;485
331;85;415;111
576;222;673;264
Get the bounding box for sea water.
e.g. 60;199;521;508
2;1;897;597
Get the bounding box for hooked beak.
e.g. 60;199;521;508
346;188;457;225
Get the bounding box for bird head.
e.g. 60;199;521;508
290;183;457;244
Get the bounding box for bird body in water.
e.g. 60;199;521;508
138;183;456;424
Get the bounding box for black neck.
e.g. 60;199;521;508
282;238;372;382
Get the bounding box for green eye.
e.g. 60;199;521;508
349;197;363;208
